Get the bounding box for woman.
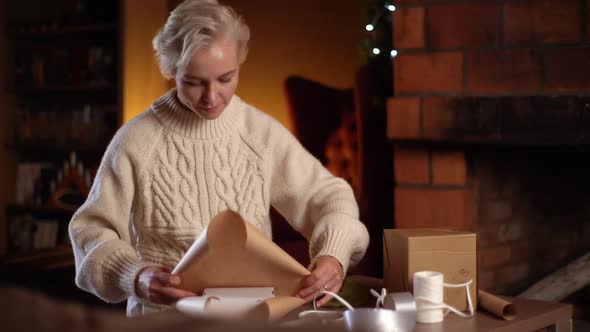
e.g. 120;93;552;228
69;0;369;316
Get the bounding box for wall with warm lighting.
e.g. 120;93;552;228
122;0;170;123
221;0;365;128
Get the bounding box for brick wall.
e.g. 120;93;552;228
393;145;473;229
392;0;590;97
388;0;590;294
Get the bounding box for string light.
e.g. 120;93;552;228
361;1;394;110
363;1;394;60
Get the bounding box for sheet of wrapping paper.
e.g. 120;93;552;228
478;290;517;320
172;210;308;321
176;294;273;319
203;287;275;298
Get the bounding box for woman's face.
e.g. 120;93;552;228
175;37;240;120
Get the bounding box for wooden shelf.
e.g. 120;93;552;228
1;245;74;270
10;84;117;96
2;0;120;270
7;23;117;38
5;86;118;105
5;204;77;216
6;142;108;153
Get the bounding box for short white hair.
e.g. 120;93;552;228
153;0;250;79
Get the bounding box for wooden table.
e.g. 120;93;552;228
282;297;572;332
414;297;572;332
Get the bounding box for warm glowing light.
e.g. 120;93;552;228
365;24;374;31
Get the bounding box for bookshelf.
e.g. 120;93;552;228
2;0;121;263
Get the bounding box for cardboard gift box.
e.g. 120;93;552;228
383;228;477;311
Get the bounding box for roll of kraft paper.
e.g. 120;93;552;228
478;290;517;320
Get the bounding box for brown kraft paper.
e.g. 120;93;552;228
478;290;517;320
172;210;309;322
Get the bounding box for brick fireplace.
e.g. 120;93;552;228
387;0;590;316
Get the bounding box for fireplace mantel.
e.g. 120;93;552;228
388;96;590;145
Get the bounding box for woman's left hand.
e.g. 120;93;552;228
297;255;344;307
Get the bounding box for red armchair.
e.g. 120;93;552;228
272;69;391;277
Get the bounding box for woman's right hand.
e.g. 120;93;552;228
135;266;196;305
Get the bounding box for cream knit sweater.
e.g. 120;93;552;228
69;89;369;316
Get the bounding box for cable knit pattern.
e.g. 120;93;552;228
69;89;369;316
152;136;180;228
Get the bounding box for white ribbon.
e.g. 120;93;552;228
298;290;353;319
298;288;417;332
370;288;387;308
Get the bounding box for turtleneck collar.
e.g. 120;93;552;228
151;89;241;140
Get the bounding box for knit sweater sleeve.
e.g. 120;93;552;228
69;117;154;303
268;123;369;274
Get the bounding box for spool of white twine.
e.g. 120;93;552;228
413;271;445;323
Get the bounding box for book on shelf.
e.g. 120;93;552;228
31;220;59;250
9;46;116;90
12;103;116;147
7;215;60;253
15;162;54;206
